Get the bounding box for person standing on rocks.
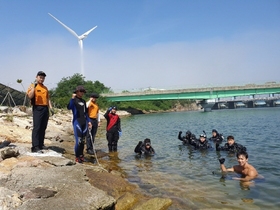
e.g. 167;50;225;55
104;106;121;152
67;86;92;163
27;71;53;153
86;93;101;155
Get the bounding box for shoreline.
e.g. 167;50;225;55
0;106;173;210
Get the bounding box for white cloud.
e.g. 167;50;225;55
1;29;279;93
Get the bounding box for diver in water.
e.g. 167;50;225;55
189;133;212;150
216;135;246;153
208;129;224;144
134;138;155;156
178;130;193;144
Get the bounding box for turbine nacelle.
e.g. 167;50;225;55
78;26;98;40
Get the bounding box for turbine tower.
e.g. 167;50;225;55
48;13;97;76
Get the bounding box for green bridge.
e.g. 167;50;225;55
101;83;280;102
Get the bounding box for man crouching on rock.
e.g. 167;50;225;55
67;86;92;163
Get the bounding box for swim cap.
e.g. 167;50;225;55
144;138;151;145
186;130;191;135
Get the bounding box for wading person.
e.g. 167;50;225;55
134;138;155;156
209;129;224;144
178;130;194;145
216;135;246;154
67;86;92;163
104;106;121;152
27;71;53;153
218;151;259;182
86;93;101;155
189;133;212;150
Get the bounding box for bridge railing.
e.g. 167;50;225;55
101;83;280;97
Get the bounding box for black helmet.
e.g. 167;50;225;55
186;130;192;136
212;129;218;133
144;138;151;146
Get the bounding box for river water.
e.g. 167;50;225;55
97;107;280;209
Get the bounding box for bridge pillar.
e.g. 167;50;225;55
267;100;275;107
199;99;216;112
228;102;235;109
247;101;254;108
212;103;219;110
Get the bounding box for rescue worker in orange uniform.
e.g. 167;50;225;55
27;71;53;153
86;93;101;155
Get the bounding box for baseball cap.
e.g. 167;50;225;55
74;85;86;93
90;93;99;98
37;71;46;77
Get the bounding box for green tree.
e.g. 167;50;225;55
50;73;112;108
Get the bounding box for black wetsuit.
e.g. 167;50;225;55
216;142;247;153
209;133;224;144
134;141;155;155
178;131;193;145
189;138;212;150
67;97;90;158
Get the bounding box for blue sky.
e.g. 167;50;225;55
1;0;280;92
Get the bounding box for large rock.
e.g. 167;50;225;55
115;192;139;210
2;160;115;210
0;187;22;210
1;147;19;160
86;169;137;198
133;197;172;210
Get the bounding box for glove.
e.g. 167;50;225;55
118;131;122;137
179;131;182;134
219;158;225;164
137;141;143;146
50;109;55;116
108;107;112;111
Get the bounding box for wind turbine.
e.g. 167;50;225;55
48;13;97;76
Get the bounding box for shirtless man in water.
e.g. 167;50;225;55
219;151;258;182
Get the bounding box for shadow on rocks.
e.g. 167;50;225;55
48;146;66;154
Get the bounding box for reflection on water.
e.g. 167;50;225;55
95;107;280;209
134;155;154;172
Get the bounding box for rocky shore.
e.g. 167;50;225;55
0;106;172;210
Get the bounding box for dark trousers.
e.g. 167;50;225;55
106;131;119;152
86;118;98;151
32;106;49;151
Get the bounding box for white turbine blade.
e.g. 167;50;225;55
78;26;97;40
48;13;79;38
83;26;97;36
